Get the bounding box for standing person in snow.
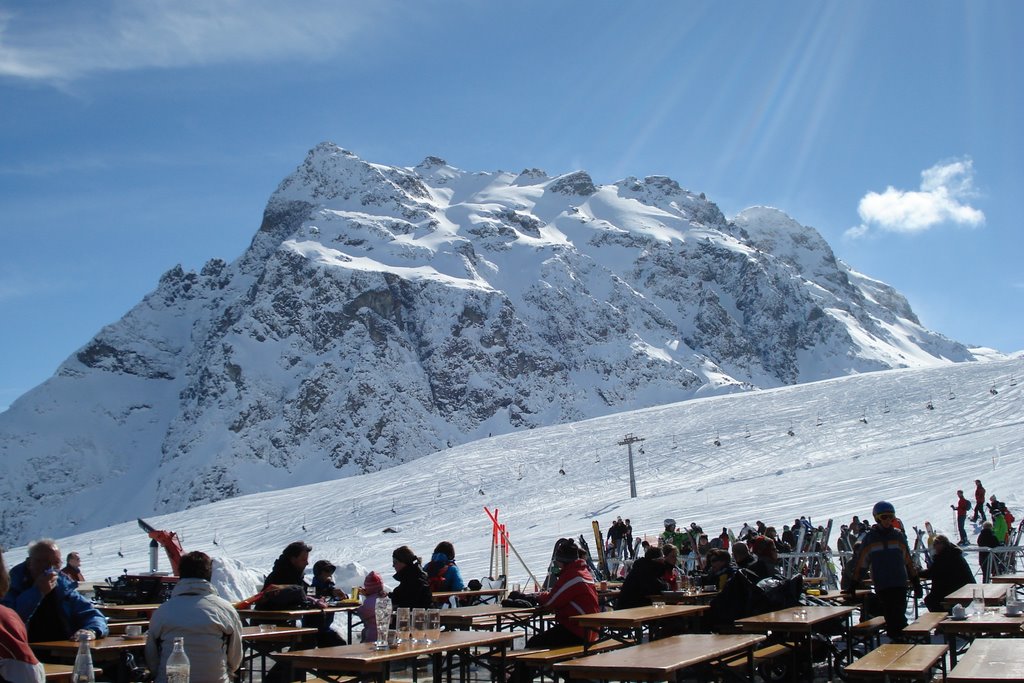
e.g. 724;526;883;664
424;541;465;593
951;490;970;546
973;480;987;523
0;547;45;683
660;519;686;553
976;521;1002;582
389;546;432;609
843;501;920;640
918;535;975;613
145;551;243;683
623;519;635;558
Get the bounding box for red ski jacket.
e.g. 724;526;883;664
537;559;600;641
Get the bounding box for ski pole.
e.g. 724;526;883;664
495;526;541;590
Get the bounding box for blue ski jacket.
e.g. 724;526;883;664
1;562;108;639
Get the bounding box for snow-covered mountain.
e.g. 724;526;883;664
9;356;1023;600
0;143;979;546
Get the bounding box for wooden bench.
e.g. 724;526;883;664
722;642;793;670
903;611;946;643
844;643;947;680
849;615;887;650
509;639;630;681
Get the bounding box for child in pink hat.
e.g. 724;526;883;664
357;571;386;643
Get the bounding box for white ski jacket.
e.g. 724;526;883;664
145;578;243;683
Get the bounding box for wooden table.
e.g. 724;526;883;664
942;582;1012;607
237;604;358;640
658;589;718;604
437;604;539;631
552;633;766;681
98;603;161;621
570;604;707;647
736;605;856;679
948;637;1024;682
991;574;1024;585
274;629;518;683
32;636;146;683
239;625;317;683
42;662;103;682
936;611;1024;665
843;642;948;681
432;588;505;606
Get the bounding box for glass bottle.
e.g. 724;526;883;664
165;637;190;683
72;632;95;683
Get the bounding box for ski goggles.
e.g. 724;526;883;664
875;513;895;521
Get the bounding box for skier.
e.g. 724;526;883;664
973;479;987;523
951;490;970;545
843;501;921;640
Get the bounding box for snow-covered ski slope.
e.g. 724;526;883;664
14;356;1023;595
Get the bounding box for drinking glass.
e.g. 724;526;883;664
395;607;411;643
374;596;392;649
426;608;441;643
971;587;985;615
411;608;427;643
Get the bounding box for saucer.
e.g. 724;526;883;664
949;615;968;621
122;634;147;640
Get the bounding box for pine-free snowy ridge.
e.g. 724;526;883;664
0;143;979;545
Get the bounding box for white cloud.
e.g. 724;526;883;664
0;1;397;83
847;157;985;239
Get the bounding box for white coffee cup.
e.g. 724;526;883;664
951;603;966;619
125;624;142;638
1005;604;1021;616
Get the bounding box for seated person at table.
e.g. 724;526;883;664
748;536;780;581
424;541;465;593
356;571;386;644
1;539;107;641
918;534;975;613
615;546;668;609
146;551;243;683
0;547;45;683
731;541;756;571
843;501;920;639
310;560;346;599
389;546;433;609
261;541;344;647
659;543;682;590
525;538;599;649
59;552;85;584
700;549;735;591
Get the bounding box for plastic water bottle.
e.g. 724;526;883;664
165;637;190;683
72;632;95;683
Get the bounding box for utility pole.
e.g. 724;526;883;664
618;433;645;498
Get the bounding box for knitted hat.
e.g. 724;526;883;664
363;571;384;595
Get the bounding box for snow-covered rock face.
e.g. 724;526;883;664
0;143;976;545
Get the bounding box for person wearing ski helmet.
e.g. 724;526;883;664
843;501;920;639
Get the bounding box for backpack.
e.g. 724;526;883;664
1005;507;1015;525
255;584;321;610
427;561;454;592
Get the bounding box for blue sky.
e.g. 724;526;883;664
1;1;1022;411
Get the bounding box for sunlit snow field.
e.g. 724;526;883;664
9;356;1022;600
